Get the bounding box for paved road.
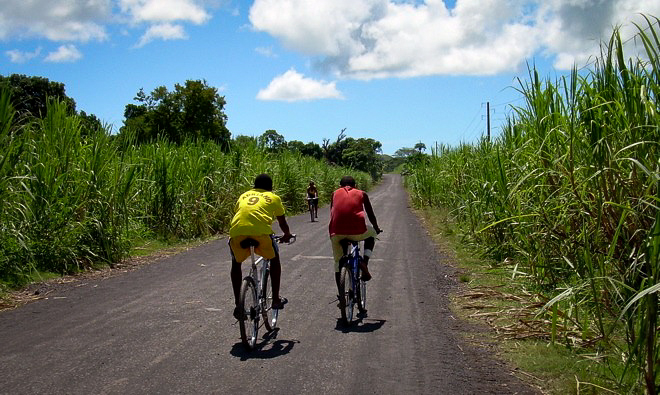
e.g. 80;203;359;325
0;174;539;394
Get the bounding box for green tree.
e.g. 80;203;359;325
343;138;383;179
394;147;417;157
120;80;230;148
323;129;383;179
0;74;76;121
414;142;426;152
301;141;323;159
288;140;323;159
258;129;286;151
232;134;257;150
78;111;104;137
287;140;305;153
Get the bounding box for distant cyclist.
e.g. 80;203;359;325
307;181;319;219
328;176;382;294
229;174;294;320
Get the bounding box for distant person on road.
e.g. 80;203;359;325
307;181;319;219
328;176;382;295
228;173;294;320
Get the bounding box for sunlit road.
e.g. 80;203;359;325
0;174;538;394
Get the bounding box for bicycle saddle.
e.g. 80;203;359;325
240;238;259;249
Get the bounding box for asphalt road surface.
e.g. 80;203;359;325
0;174;539;394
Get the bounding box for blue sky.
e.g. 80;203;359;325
1;1;658;155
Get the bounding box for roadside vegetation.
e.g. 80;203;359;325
0;76;378;291
403;16;659;394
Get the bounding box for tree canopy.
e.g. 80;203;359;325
120;79;230;148
258;130;286;151
288;140;323;159
323;129;383;180
0;74;106;136
0;74;76;120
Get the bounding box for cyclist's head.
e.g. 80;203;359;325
254;173;273;191
339;175;356;187
309;181;315;187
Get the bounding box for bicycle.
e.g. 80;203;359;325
307;197;318;222
337;239;368;326
237;234;296;350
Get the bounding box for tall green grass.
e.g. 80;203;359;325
405;17;659;393
0;92;370;285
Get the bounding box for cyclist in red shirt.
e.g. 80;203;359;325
329;176;382;296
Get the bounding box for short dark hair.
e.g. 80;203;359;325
254;173;273;191
339;175;355;187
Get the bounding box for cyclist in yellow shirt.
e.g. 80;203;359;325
229;174;294;320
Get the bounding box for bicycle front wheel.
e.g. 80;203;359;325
338;265;355;326
261;268;278;332
238;277;259;350
359;279;367;312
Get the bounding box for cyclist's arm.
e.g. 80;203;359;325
276;215;293;242
363;193;381;233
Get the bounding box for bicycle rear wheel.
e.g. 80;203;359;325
261;268;278;332
238;277;259;350
359;279;367;312
309;203;314;222
338;265;355;326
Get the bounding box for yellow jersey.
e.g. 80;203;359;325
229;189;286;237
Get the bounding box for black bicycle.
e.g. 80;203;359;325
337;240;367;326
237;235;296;350
307;197;318;222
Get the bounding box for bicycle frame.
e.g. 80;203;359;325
347;242;360;286
307;197;317;221
238;235;295;350
247;247;278;329
340;240;367;325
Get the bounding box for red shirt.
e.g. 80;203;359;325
329;186;367;236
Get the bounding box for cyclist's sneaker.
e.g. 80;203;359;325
233;306;244;320
271;296;288;310
359;259;372;281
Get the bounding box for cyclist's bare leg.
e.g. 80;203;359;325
363;237;375;264
269;254;284;308
231;258;245;320
231;258;242;306
360;237;375;281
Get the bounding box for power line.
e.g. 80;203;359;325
460;104;483;141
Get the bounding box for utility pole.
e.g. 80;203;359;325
486;101;491;142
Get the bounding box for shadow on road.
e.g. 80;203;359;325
334;316;387;333
230;328;299;360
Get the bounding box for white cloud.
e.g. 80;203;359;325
255;46;277;57
0;0;217;47
536;0;660;69
250;0;660;78
0;0;110;42
119;0;210;24
45;44;83;63
136;23;187;47
257;69;344;101
5;47;42;64
119;0;213;46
